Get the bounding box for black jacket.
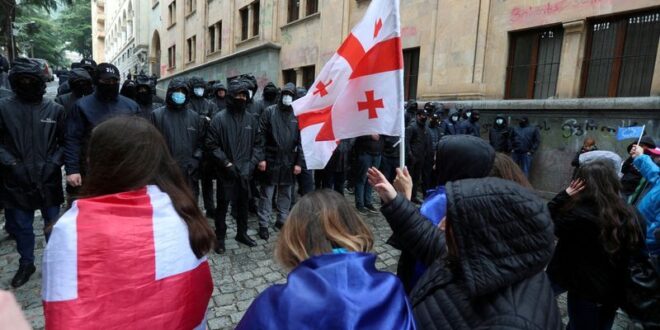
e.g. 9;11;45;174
64;92;140;175
325;139;353;173
381;178;561;330
458;119;481;137
512;123;541;154
354;135;384;155
489;115;512;152
55;93;82;118
0;96;65;209
440;109;460;136
546;191;644;306
621;157;643;196
206;109;262;188
0;87;12;99
211;83;227;111
257;102;304;185
188;95;218;120
151;105;205;183
405;120;428;165
382;135;401;159
425;122;442;158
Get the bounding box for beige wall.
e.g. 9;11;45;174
91;0;106;63
156;0;660;99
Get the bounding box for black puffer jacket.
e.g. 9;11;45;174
381;178;561;330
55;68;93;117
405;120;428;165
151;79;205;184
440;108;460;136
0;95;65;209
256;84;304;185
187;77;218;120
211;83;227;111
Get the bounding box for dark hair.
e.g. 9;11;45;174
573;161;644;255
80;116;215;258
490;153;532;188
275;190;373;269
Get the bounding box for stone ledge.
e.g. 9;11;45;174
433;97;660;110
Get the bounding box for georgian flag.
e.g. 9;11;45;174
42;186;213;329
293;0;404;169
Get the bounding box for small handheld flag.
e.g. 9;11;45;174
616;126;645;141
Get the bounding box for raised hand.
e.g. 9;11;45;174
367;167;397;203
565;179;586;197
393;167;413;201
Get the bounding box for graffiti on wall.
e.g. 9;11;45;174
510;0;613;25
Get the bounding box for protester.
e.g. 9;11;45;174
423;111;442;192
261;82;279;108
55;68;94;116
354;134;384;214
511;116;541;177
571;137;598;178
119;79;137;101
458;109;481;137
210;82;227;111
0;58;65;288
151;78;206;197
630;145;660;271
490;152;532;188
42;116;214;329
367;168;561;329
236;190;417;330
440;107;460;136
187;76;218;120
621;136;656;198
134;74;162;118
405;109;429;203
206;79;262;252
64;63;140;192
488;114;512;153
546;160;645;329
389;135;496;292
404;99;418;125
320;139;353;195
256;83;304;240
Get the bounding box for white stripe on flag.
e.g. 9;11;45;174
148;185;206;280
42;203;79;302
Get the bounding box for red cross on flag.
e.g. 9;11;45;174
293;0;404;169
42;186;213;329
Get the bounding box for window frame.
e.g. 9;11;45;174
287;0;300;23
240;6;249;41
252;1;260;37
402;47;420;100
306;0;318;16
186;35;196;63
168;1;177;27
167;45;176;69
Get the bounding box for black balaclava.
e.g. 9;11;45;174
8;58;46;103
263;82;278;102
68;68;93;98
135;74;154;105
120;79;137;101
430;114;440;127
226;79;249;113
519;117;530;128
94;63;121;101
470;109;480;123
416;110;428;126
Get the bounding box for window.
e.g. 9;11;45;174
185;0;195;15
168;1;176;26
505;26;563;99
186;36;196;63
581;9;660;97
287;0;299;23
240;6;249;40
403;48;420;100
283;69;296;85
306;0;318;16
302;65;315;90
167;45;176;68
208;21;221;53
252;1;260;37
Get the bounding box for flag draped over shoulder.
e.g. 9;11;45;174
236;253;417;330
42;186;213;330
293;0;404;169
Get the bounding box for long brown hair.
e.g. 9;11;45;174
80;116;215;258
275;190;374;269
489;153;532;188
573;161;644;255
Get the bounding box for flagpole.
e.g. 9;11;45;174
399;102;406;169
635;125;646;147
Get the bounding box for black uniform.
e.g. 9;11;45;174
261;82;279;109
151;78;206;194
489;114;513;153
211;83;227;111
458;109;481;137
55;68;94;117
405;115;429;201
206;80;262;248
423;117;443;192
134;74;163;119
440;108;460;136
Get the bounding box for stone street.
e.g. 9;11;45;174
0;194;632;329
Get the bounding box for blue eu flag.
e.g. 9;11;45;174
617;126;645;141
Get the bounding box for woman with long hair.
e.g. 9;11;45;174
42;116;216;329
237;190;416;329
547;160;645;329
490;152;532;188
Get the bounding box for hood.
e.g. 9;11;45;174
135;74;152;88
68;68;92;83
579;151;623;176
281;82;296;96
434;135;495;185
493;113;507;127
166;78;189;108
212;82;226;94
445;177;555;297
9;58;46;85
447;108;459;119
295;87;307;99
263;82;277;94
187;76;206;90
120;80;137;99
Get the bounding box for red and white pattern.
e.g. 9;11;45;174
42;186;213;330
293;0;404;169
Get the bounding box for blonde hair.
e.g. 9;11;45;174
275;190;374;269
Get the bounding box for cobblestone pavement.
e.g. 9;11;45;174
0;194;632;329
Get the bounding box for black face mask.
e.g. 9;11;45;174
71;81;93;98
263;91;277;102
471;116;480;123
136;91;152;105
96;82;119;101
231;98;247;112
418;117;427;125
14;81;44;102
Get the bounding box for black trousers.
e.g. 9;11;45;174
214;183;249;240
408;161;423;201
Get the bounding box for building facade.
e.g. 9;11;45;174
91;0;105;63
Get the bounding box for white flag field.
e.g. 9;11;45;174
292;0;404;170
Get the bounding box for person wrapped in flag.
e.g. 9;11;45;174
236;190;417;329
42;116;216;330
